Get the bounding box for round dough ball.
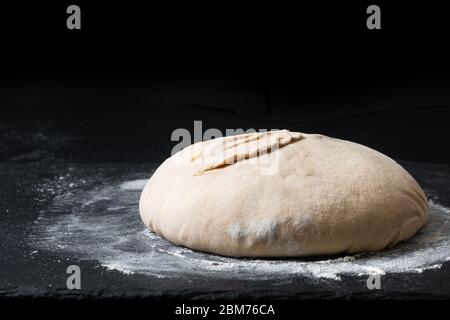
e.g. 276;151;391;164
139;130;429;257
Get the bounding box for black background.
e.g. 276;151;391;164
4;1;450;102
2;1;450;164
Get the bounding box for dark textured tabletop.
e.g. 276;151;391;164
1;105;450;300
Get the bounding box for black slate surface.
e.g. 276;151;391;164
1;161;450;300
1;105;450;300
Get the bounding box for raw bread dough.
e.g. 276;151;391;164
139;130;429;257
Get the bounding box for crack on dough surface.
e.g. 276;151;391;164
29;162;450;281
180;130;303;175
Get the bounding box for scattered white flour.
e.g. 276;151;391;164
30;164;450;281
120;179;149;191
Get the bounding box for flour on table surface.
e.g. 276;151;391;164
30;162;450;281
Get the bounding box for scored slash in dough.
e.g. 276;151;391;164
139;130;429;257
